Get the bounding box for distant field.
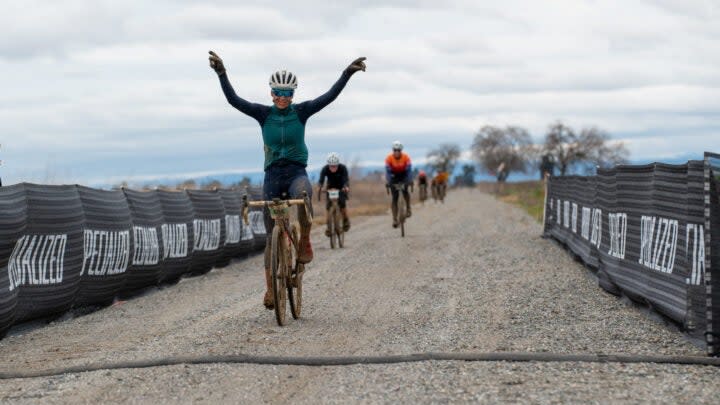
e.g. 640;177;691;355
477;181;546;222
314;179;548;226
313;179;438;225
313;179;390;225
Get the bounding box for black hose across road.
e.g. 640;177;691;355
2;351;720;379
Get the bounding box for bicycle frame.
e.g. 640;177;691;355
321;188;344;248
387;183;409;237
244;198;305;247
419;183;428;204
242;192;310;325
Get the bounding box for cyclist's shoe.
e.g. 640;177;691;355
406;208;412;218
343;218;351;232
263;290;274;310
324;228;332;237
298;235;313;264
392;219;399;228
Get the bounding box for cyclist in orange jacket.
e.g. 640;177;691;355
385;141;413;227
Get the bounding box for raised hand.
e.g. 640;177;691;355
208;50;226;75
346;57;367;74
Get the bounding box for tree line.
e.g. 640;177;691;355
118;120;627;190
423;120;630;187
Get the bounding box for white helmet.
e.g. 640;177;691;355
327;152;340;165
269;70;298;89
392;140;403;151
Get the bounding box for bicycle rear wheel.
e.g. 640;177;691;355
287;223;302;319
271;226;287;326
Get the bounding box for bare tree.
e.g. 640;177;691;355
427;143;461;174
543;121;630;176
471;125;532;178
233;176;252;190
544;121;629;175
176;179;197;190
202;179;223;190
583;127;630;171
543;121;576;176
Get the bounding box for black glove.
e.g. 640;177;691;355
345;57;367;75
208;50;226;75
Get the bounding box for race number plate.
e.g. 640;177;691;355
328;190;340;200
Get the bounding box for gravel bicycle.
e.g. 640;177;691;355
387;183;410;237
321;188;345;249
418;182;428;205
243;192;310;326
432;182;446;203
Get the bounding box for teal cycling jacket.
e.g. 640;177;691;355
218;71;352;170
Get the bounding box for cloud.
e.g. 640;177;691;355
1;0;718;186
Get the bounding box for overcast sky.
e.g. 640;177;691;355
1;0;718;186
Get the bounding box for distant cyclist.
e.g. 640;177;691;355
417;170;428;188
385;141;413;228
318;152;351;234
417;169;428;202
433;171;449;201
209;50;366;309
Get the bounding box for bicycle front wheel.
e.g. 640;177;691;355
329;209;336;249
335;207;344;248
271;226;287;326
398;194;406;237
287;222;302;319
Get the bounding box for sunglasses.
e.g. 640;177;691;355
393;148;402;152
272;88;294;97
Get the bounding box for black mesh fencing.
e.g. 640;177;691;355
217;189;247;267
545;153;720;355
248;187;268;251
0;184;25;337
187;189;225;276
16;184;85;321
156;190;195;283
76;186;132;306
122;189;165;294
0;184;271;335
704;153;720;355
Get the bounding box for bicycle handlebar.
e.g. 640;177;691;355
241;191;311;225
246;199;307;207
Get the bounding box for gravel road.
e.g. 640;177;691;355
1;189;718;403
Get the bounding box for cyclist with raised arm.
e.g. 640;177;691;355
318;152;351;235
209;51;366;309
385;141;413;228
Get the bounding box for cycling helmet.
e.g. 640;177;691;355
392;140;403;151
419;170;426;177
269;70;298;89
327;152;340;165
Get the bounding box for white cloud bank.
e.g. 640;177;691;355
0;0;718;184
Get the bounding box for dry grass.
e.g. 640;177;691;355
313;179;393;225
477;180;547;222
